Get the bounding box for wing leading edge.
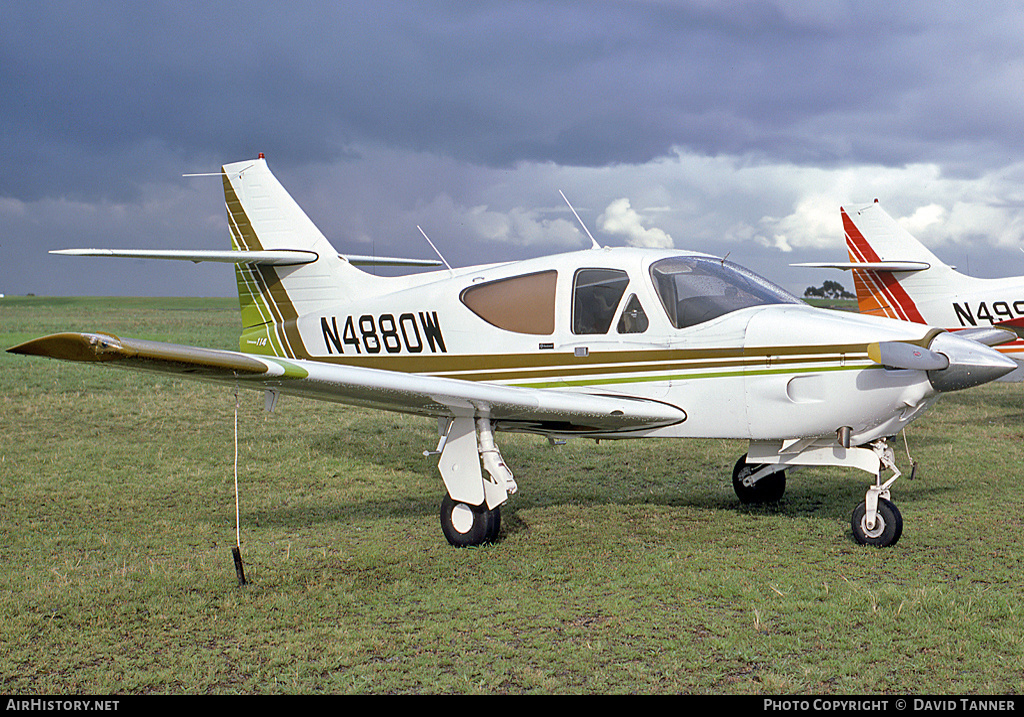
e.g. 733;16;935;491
8;333;686;435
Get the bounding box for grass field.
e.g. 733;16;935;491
3;296;1024;694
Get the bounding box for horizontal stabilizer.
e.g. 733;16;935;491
51;248;442;268
793;261;930;272
51;248;318;266
342;254;443;267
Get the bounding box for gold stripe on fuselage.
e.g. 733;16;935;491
294;343;877;387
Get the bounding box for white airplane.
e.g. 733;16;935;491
796;199;1024;380
9;158;1018;549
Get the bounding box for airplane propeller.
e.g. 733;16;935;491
869;332;1017;392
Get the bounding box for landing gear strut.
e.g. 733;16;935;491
431;415;517;547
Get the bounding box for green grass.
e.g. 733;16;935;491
2;296;1024;693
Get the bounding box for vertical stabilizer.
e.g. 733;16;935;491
221;157;381;357
840;201;946;323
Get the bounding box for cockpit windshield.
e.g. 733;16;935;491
650;256;802;329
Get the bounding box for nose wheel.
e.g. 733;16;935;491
851;497;903;547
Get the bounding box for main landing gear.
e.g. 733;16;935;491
430;416;517;547
732;455;787;504
736;436;905;548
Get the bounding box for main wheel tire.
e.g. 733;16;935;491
851;497;903;547
732;454;786;503
440;494;500;547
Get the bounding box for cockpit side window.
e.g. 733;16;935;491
572;268;630;335
650;256;801;329
460;270;557;335
616;294;649;334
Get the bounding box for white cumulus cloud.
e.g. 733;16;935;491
598;198;674;249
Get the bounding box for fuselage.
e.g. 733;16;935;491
246;246;947;445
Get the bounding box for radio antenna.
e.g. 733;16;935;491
417;226;453;273
560;191;601;250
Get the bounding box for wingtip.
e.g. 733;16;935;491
7;332;123;362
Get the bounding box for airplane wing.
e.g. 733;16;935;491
8;332;686;435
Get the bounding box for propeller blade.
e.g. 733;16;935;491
955;326;1019;346
993;317;1024;339
867;341;949;371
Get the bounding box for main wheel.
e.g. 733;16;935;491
732;454;786;503
440;494;501;547
851;497;903;547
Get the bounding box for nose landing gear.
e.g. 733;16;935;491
850;447;904;547
742;437;906;548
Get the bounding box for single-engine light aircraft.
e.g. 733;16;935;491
9;158;1018;548
795;200;1024;381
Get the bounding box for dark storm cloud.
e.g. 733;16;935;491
5;1;1024;296
9;1;1023;202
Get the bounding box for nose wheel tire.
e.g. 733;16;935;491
851;497;903;547
440;494;501;547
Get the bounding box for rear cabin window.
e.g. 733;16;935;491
460;270;557;335
573;269;630;334
650;256;801;329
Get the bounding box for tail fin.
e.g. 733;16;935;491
838;201;949;323
222;157;383;358
50;156;441;359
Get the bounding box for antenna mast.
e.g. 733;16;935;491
417;226;453;273
560;191;601;250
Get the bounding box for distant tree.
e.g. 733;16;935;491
804;280;854;300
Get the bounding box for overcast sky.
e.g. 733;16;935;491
5;1;1024;300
